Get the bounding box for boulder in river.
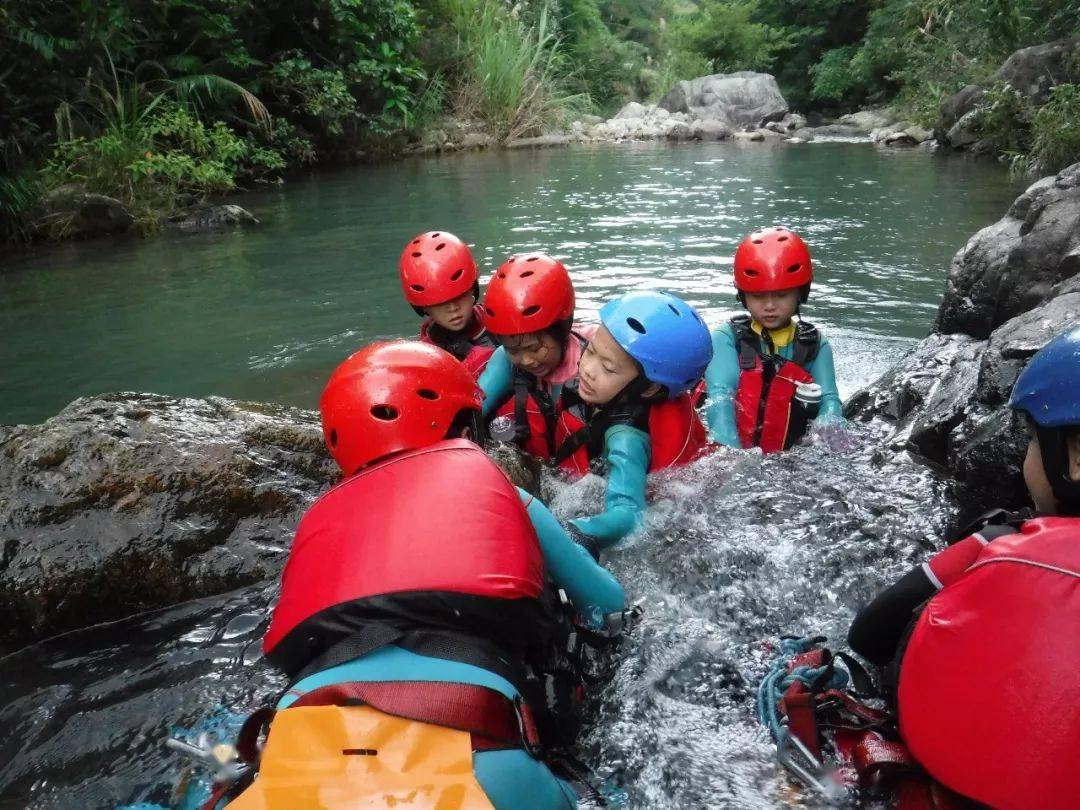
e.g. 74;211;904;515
839;109;898;133
42;189;135;239
0;394;337;653
658;72;788;129
169;204;258;232
847;162;1080;519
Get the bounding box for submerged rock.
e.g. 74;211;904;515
42;190;135;239
169;204;258;232
0;394;337;653
847;163;1080;518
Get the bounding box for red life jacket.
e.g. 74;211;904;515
263;439;550;678
897;516;1080;809
419;305;497;378
488;330;591;460
730;315;822;453
552;386;711;478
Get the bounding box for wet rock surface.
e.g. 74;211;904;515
658;72;788;129
0;394;337;653
847;163;1080;518
167;204;259;232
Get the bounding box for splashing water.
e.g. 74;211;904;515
0;415;953;809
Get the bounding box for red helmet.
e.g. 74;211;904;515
399;231;479;308
733;226;813;294
482;253;575;336
319;341;482;475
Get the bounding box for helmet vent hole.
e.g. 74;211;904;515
520;270;534;278
522;305;541;317
435;242;446;251
786;263;802;274
668;304;680;315
371;405;399;421
417;388;440;400
745;268;759;277
498;272;507;279
451;269;464;281
525;256;539;262
432;232;441;238
752;238;763;244
411;251;422;258
410;284;424;292
329;429;338;447
412;239;420;245
627;317;647;334
778;235;789;242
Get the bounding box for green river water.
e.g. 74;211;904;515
0;141;1025;426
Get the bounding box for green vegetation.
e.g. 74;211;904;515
4;0;1080;245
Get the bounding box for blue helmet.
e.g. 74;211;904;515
1010;325;1080;515
599;291;713;397
1009;325;1080;427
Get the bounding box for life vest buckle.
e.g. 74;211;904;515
513;695;543;757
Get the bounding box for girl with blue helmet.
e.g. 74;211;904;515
553;291;714;553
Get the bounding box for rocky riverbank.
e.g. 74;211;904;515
846;161;1080;520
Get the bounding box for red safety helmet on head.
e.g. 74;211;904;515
399;231;479;309
733;226;813;300
481;252;575;336
319;341;483;475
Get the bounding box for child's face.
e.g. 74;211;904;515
1023;429;1080;513
578;326;640;405
424;291;476;332
502;330;563;378
744;289;800;330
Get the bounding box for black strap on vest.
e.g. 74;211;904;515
731;314;821;371
510;370;558;457
428;322;497;362
552;380;650;467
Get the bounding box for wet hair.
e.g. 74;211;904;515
495;317;573;350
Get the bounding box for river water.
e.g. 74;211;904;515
0;141;1024;808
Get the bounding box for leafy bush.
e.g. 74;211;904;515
974;82;1032;154
1028;83;1080;172
668;0;786;75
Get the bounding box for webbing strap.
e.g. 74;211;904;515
291;680;542;752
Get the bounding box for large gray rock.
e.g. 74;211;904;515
0;394;337;652
839;109;898;133
937;39;1080;148
936;163;1080;338
43;189;135;238
659;72;788;129
995;37;1080;104
847;166;1080;517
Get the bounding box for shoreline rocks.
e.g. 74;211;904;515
846;161;1080;520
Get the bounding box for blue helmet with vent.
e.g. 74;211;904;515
1010;325;1080;514
598;291;713;396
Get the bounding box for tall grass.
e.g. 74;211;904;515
446;0;586;140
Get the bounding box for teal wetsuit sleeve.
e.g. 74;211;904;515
568;425;649;549
809;337;844;422
703;324;742;447
479;346;512;417
517;487;626;622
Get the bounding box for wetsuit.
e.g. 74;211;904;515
848;516;1080;808
704;317;842;449
419;305;498;378
260;440;625;809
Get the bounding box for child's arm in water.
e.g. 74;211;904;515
808;337;844;422
478;346;512;417
703;323;742;447
568;425;650;550
517;488;626;625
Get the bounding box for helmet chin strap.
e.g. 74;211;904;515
1036;425;1080;516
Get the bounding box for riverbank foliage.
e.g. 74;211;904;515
4;0;1080;244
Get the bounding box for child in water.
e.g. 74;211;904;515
399;230;497;377
554;291;713;553
477;252;589;458
704;226;842;452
